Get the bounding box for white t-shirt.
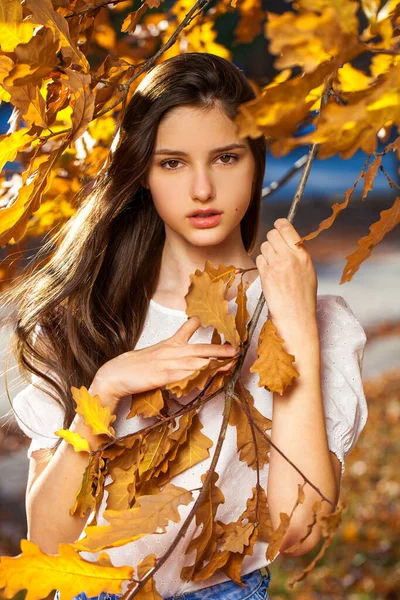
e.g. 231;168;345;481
12;275;368;596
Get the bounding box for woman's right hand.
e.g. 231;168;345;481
90;316;238;406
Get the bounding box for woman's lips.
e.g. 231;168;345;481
188;213;222;228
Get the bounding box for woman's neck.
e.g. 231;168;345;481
152;230;257;310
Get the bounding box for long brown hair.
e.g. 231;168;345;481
2;52;267;452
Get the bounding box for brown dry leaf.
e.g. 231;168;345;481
298;184;358;243
71;386;117;438
127;388;164;419
222;522;255;553
24;0;90;72
105;441;142;510
132;553;163;600
185;270;241;348
282;497;324;555
70;454;106;518
60;70;95;142
222;526;259;585
152;411;196;478
3;83;48;129
230;380;272;469
341;196;400;283
362;155;382;200
74;483;194;552
55;429;91;453
138;422;172;481
4;27;60;87
0;540;134;600
235;279;250;343
250;319;300;394
121;4;149;34
288;500;346;588
157;414;213;485
181;471;225;581
165;355;235;398
265;512;291;561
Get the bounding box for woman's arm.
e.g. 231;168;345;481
26;380;117;554
266;318;339;557
256;218;339;557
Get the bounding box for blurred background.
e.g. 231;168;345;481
0;0;399;598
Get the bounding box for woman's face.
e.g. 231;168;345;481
145;104;256;247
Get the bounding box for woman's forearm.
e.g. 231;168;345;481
27;381;118;554
266;319;337;557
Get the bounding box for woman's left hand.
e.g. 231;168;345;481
255;218;318;335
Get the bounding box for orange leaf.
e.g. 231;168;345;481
185;270;241;348
249;319;300;395
341;196;400;283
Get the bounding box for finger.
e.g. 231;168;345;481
260;240;275;264
265;227;288;254
273;218;303;248
186;343;237;358
173;316;201;343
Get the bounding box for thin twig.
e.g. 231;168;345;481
379;164;400;189
232;394;335;507
261;154;308;200
124;390;235;599
65;0;131;18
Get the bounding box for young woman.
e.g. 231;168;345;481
6;52;368;600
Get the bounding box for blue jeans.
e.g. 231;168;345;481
54;565;271;599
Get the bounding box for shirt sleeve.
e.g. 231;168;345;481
12;324;65;459
317;294;368;476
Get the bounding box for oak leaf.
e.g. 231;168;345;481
70;454;106;518
127;388;164;419
235;279;250;343
55;429;91;453
0;0;37;53
71;386;117;438
181;471;225;581
341;196;400;283
185;270;241;348
0;540;133;600
250;319;300;395
73;483;194;552
230;380;272;469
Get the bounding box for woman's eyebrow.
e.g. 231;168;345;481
154;143;247;156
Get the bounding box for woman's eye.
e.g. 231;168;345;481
160;154;238;170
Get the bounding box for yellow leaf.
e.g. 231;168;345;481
0;539;134;600
165;355;236;398
0;0;37;53
71;386;117;438
55;429;91;453
0;142;68;248
0;128;32;172
70;454;106;518
250;319;300;395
